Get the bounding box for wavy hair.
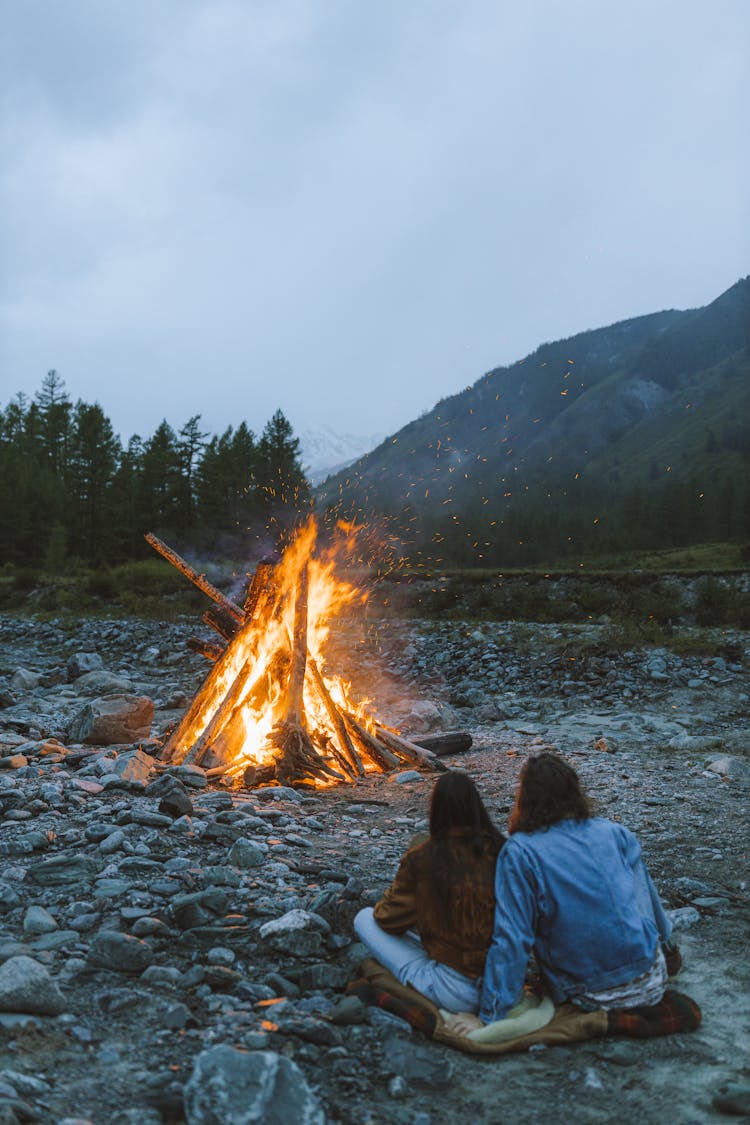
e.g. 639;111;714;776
508;752;592;835
423;771;505;927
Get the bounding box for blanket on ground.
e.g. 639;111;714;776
346;958;701;1056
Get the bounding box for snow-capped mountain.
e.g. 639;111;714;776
297;426;387;485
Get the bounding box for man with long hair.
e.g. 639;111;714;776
447;753;677;1036
354;771;505;1013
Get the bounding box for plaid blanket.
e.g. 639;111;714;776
347;960;701;1054
346;976;438;1037
607;989;701;1038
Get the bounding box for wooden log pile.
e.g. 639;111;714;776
146;529;445;788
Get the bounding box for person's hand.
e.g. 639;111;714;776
443;1011;484;1036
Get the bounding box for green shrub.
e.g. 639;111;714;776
693;576;750;626
84;571;118;599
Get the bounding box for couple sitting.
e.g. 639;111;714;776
354;753;678;1038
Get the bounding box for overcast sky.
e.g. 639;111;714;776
1;0;748;448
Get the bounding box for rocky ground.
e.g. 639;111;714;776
0;609;748;1125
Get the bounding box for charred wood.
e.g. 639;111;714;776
412;732;473;757
341;712;399;771
187;637;225;662
203;606;239;642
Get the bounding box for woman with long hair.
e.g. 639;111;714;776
447;752;678;1035
354;770;505;1013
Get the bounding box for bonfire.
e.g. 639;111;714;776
146;519;443;788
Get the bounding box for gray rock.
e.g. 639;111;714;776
228;838;267;869
104;748;157;782
67;652;104;679
666;906;701;930
22;906;58;936
74;670;134;696
712;1083;750;1117
389;770;423;784
0;885;21;912
171;889;230;931
131;917;171;939
26;854;101;886
99;829;127;854
166;764;208;789
183;1046;325;1125
255;786;303;804
381;1039;454;1089
705;756;750;780
10;668;40;692
28;929;79;951
259;910;330;956
86;932;154;973
0;955;66;1015
67;694;154;746
158;786;194;819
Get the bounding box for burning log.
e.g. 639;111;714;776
187;637;225;662
266;562;331;783
161;605;273;765
202;606;240;643
243;559;278;616
145;532;244;623
307;655;364;777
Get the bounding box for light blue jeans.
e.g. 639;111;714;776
353;907;481;1013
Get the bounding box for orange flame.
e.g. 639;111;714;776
168;517;373;785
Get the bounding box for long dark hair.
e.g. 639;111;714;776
429;770;504;851
423;772;504;927
508;752;592;835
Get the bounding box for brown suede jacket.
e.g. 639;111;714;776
373;828;501;979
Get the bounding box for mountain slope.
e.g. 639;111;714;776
317;277;750;562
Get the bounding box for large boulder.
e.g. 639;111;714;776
67;694;154;745
0;955;66;1015
183;1046;325;1125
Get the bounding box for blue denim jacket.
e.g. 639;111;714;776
479;818;672;1023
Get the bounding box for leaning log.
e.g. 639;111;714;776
307;655;364;777
145;532;244;622
162;606;274;763
244;560;278;617
342;711;399;771
270;563;335;782
374;725;446;771
203;606;239;643
187;637;225;663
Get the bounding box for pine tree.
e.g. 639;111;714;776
256;409;310;516
67;401;121;562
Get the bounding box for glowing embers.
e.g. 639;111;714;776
150;519;440;789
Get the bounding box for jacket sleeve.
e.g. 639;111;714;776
617;823;673;943
479;841;538;1024
373;851;419;934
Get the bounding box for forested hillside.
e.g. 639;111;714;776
0;372;309;568
318;277;750;566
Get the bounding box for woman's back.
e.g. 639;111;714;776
503;817;659;995
375;828;500;978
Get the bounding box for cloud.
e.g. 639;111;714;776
1;0;748;439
